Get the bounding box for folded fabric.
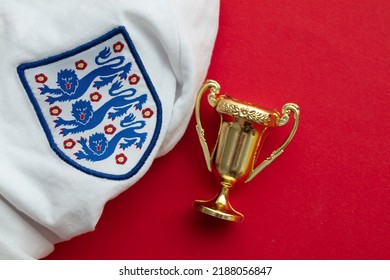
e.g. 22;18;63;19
0;0;219;259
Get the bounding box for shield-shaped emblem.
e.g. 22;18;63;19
17;26;162;180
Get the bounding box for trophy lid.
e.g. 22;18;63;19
215;96;280;127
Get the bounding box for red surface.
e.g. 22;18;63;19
45;0;390;259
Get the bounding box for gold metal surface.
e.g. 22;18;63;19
195;80;221;172
245;103;300;183
215;98;278;126
193;80;300;222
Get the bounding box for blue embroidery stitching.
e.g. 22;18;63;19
17;26;162;180
39;47;132;104
75;113;147;162
55;82;147;136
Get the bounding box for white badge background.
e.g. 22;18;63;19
22;31;160;178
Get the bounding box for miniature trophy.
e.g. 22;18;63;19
193;80;300;222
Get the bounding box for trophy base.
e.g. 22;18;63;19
193;199;244;223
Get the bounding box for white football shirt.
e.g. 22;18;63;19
0;0;219;259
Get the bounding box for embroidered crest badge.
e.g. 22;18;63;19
17;26;162;180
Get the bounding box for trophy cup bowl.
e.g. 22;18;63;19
193;80;300;222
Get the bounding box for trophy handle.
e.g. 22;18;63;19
195;80;221;172
245;103;300;183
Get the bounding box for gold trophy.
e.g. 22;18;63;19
193;80;300;222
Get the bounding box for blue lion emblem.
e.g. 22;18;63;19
54;81;147;136
75;113;147;161
40;47;131;104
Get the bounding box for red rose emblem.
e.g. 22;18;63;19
142;108;154;118
50;106;62;116
115;153;128;165
128;74;140;85
90;92;102;102
35;73;48;83
104;124;116;135
75;60;88;70
113;41;125;53
63;139;76;149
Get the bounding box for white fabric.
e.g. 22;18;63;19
0;0;219;259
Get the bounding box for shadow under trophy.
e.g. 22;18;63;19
193;80;300;222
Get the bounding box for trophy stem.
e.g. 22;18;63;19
193;176;244;222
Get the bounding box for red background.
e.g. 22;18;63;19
45;0;390;259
